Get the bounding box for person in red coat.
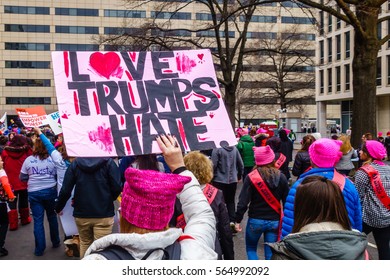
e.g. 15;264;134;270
1;134;32;230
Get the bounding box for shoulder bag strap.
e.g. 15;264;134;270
332;170;346;192
360;164;390;210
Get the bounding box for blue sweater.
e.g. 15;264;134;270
281;167;362;238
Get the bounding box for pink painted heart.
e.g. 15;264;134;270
197;53;204;60
89;52;121;79
209;112;215;118
61;114;68;119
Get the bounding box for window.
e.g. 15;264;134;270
104;9;145;18
247;32;277;39
55;26;99;34
55;44;99;51
320;70;324;94
377;22;382;39
377;57;382;86
104;27;142;35
328;15;332;32
5;24;50;33
320;41;324;64
387;55;390;84
4;6;49;14
281;33;315;41
336;35;341;60
5;79;51;87
319;11;324;35
345;31;350;58
151;29;191;37
328;68;332;93
281;16;315;25
345;64;350;91
151;11;191;20
55;8;98;16
6;97;51;105
336;66;341;91
196;13;213;21
327;38;332;62
197;30;235;38
5;61;50;69
5;42;50;51
244;15;276;23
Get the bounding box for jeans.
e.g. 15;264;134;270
245;218;279;260
363;222;390;260
28;187;60;256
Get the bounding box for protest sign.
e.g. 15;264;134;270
0;112;6;132
47;111;63;135
51;50;236;157
15;106;49;128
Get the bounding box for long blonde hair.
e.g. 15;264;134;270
339;135;353;155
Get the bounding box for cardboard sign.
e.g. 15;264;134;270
47;111;63;135
15;106;49;128
51;50;236;157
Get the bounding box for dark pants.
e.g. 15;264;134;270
363;222;390;260
212;181;237;223
243;166;254;182
0;203;8;248
7;189;29;210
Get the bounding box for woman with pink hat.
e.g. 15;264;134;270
234;145;289;260
355;140;390;260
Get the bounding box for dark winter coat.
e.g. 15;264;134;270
56;157;122;218
292;150;311;178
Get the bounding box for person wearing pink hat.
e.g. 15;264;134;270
235;145;289;260
385;131;390;160
281;138;362;238
355;140;390;260
83;134;217;260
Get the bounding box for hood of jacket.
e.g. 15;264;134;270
269;223;367;260
3;145;30;159
75;157;109;173
222;146;234;152
239;135;254;143
258;168;281;190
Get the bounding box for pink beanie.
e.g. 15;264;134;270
236;127;248;137
121;167;191;230
308;138;343;168
378;131;383;137
365;140;387;160
256;128;268;134
253;145;275;166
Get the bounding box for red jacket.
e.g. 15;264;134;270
1;145;32;191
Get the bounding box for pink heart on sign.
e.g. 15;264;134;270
209;112;215;118
89;52;121;79
197;54;204;60
61;114;68;119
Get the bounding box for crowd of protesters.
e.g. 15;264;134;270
0;119;390;260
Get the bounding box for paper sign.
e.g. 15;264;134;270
15;106;49;128
51;50;236;157
47;111;63;135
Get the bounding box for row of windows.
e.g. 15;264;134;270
4;6;49;15
55;44;99;51
5;43;50;51
55;8;98;16
243;65;314;72
5;61;50;69
55;26;99;34
104;27;142;35
5;24;50;33
5;79;51;87
6;97;51;105
319;31;350;64
319;65;351;94
151;11;192;20
104;9;146;18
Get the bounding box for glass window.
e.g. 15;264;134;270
5;61;50;69
345;64;350;91
319;11;324;35
5;79;51;87
328;15;332;32
336;35;341;60
55;44;99;51
5;24;50;33
55;8;98;16
4;6;49;14
6;97;51;105
336;66;341;91
328;68;332;93
327;37;332;62
151;11;191;20
377;57;382;86
5;42;50;51
320;41;324;64
281;16;315;24
320;70;324;94
55;26;99;34
104;9;145;18
345;31;350;58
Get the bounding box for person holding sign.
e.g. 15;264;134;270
355;140;390;260
235;145;289;260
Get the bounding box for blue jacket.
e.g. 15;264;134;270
281;167;362;238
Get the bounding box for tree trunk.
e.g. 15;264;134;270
351;9;380;148
224;83;236;129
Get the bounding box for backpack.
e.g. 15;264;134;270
98;240;182;260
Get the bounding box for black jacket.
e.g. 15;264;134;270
55;157;122;218
292;150;311;178
170;187;234;260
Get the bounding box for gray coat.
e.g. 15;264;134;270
335;149;358;171
211;146;244;184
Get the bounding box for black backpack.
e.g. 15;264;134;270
97;241;181;260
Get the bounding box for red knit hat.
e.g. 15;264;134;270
253;145;275;166
121;167;191;230
309;138;343;168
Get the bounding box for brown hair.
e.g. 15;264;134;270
364;133;373;140
299;134;316;152
134;154;160;171
339;134;353;155
184;151;213;185
32;138;49;160
292;175;351;233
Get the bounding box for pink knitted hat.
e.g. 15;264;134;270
121;167;191;230
365;140;387;160
256;128;268;134
236;127;248;137
308;138;343;168
253;145;275;166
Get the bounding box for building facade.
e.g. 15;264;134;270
0;0;335;128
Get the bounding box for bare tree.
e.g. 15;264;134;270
97;0;298;127
292;0;388;146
